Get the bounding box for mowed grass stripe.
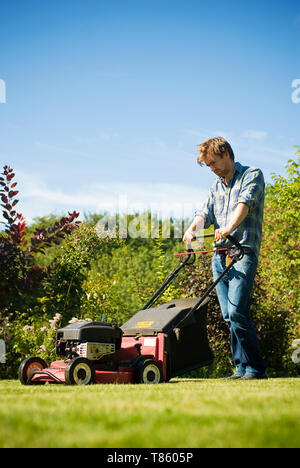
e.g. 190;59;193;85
0;379;299;448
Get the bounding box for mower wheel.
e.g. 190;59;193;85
18;357;48;385
135;359;162;384
65;357;95;385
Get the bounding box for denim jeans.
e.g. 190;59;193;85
212;252;266;375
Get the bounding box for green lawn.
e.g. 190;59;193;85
0;378;299;448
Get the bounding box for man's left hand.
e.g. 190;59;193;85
215;226;233;241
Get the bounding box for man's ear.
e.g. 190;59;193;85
223;150;231;160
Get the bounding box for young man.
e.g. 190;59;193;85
183;137;267;380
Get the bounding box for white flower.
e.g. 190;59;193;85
68;317;79;324
49;320;57;329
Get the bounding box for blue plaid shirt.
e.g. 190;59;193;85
195;162;265;258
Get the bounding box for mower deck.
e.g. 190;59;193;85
31;361;135;384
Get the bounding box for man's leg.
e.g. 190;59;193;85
227;253;266;376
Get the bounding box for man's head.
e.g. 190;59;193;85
197;137;235;180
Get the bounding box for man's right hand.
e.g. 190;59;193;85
182;215;204;245
183;229;195;244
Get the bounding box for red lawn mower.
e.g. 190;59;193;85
18;235;244;385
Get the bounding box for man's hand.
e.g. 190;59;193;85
215;202;249;241
182;215;204;245
215;226;233;241
183;228;195;244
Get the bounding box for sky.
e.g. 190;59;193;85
0;0;300;226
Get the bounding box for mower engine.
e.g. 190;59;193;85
56;321;122;368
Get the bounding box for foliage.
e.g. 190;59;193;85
254;152;300;374
80;238;182;327
0;165;81;317
261;152;300;305
39;223;119;325
11;313;61;365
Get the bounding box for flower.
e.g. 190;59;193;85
49;319;58;329
68;317;80;324
49;313;63;329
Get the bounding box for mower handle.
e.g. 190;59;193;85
173;234;244;333
190;233;244;260
141;248;195;310
143;234;244;311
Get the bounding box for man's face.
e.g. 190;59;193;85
203;152;231;178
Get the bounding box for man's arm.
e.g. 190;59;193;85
215;168;265;242
183;215;204;243
215;202;249;241
183;187;215;244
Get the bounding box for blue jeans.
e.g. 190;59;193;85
212;253;266;375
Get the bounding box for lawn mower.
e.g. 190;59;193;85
18;234;244;385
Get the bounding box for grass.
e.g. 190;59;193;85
0;378;299;448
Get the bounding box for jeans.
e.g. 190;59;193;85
212;252;266;375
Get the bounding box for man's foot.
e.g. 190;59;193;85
224;373;243;380
240;373;268;380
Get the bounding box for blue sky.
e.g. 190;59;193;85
0;0;299;224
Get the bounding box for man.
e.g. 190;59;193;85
183;137;267;380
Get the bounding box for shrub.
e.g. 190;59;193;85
0;165;81;318
40;223;115;325
253;152;300;375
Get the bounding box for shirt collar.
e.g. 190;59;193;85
218;162;242;185
234;162;243;173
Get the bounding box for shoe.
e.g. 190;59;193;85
240;373;268;380
224;373;244;380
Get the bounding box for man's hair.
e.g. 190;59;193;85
197;137;235;165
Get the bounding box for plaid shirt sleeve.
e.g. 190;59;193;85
237;168;265;212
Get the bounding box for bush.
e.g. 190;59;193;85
80;237;183;327
0;165;81;318
253;151;300;375
39;223;112;325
